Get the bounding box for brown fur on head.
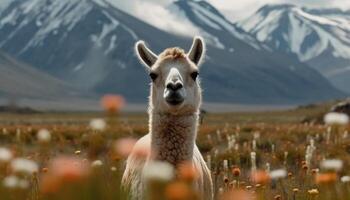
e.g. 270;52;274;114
135;37;206;115
159;47;186;60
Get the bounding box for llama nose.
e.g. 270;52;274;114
166;82;183;92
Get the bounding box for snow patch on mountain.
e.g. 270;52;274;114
239;4;350;62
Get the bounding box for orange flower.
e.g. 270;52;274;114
113;138;137;158
165;181;193;200
250;170;270;184
220;189;256;200
232;167;241;177
101;94;125;113
178;162;199;182
315;173;337;184
40;156;90;194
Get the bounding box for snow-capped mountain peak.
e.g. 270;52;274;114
239;4;350;62
169;0;267;51
238;4;350;93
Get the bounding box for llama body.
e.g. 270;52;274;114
122;37;213;199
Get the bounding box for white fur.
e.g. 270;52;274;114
122;37;213;200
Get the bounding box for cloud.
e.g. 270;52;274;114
106;0;199;36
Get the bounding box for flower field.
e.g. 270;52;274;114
0;103;349;200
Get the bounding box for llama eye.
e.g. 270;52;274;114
190;72;199;81
149;72;158;81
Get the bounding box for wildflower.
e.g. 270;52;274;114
89;118;107;131
91;160;103;168
302;163;308;171
232;167;241;177
320;159;343;171
75;150;81;155
305;144;315;169
206;155;211;170
0;147;12;163
101;94;125;113
143;161;174;182
111;166;117;172
3;175;19;188
37;129;51;143
308;189;319;195
132;143;149;160
293;188;299;193
220;189;255;200
315;173;337;184
165;181;192;200
324;112;349;125
40;156;90;194
341;176;350;183
251;170;270;184
265;163;270;173
224;176;229;183
11;158;39;175
3;176;28;189
274;195;282;200
252;139;257;151
223;160;229;172
250;152;257;172
311;168;319;174
283;151;288;165
178;162;199;182
269;169;287;180
113;138;137;158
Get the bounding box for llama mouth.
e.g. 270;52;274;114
165;93;184;106
166;98;184;106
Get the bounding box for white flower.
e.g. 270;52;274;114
269;169;287;179
91;160;103;168
320;159;343;171
143;161;174;182
223;160;228;171
0;147;12;162
324;112;349;125
89;118;107;131
37;129;51;143
11;158;39;174
341;176;350;183
111;166;117;172
251;152;257;172
3;176;19;188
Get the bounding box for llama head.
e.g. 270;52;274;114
135;37;205;115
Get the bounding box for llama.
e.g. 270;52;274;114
122;36;213;200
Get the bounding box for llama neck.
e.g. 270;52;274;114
150;112;198;166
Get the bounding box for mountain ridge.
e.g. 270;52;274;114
238;3;350;93
0;0;345;105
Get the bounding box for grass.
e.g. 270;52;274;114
0;103;349;200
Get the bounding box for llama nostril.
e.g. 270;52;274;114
166;82;183;91
174;82;183;90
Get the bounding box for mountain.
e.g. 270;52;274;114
238;4;350;93
0;51;93;101
0;0;345;104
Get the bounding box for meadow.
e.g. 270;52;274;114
0;102;349;200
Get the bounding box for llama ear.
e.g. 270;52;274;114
187;36;206;66
135;41;158;68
